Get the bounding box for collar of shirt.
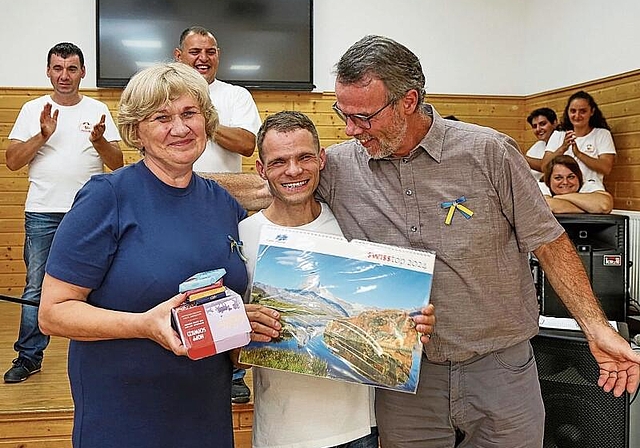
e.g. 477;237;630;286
361;104;445;167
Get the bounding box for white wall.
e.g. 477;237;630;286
1;0;638;95
314;0;525;95
1;0;97;89
523;0;640;94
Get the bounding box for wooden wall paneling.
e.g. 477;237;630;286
0;166;20;184
0;205;26;220
0;218;23;232
1;74;639;294
124;150;143;165
0;167;28;179
0;259;24;273
0;233;25;247
241;151;260;174
0;191;26;205
0;273;27;289
610;115;640;135
0;245;20;258
429;95;526;149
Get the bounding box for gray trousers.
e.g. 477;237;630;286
376;340;544;448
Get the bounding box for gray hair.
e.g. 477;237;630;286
256;111;320;162
334;35;426;105
117;62;218;152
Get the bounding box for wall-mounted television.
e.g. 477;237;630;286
96;0;313;90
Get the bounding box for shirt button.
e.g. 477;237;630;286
402;158;410;163
410;226;418;232
406;189;413;196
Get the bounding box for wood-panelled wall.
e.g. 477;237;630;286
1;69;639;294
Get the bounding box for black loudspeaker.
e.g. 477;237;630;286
532;328;630;448
538;213;629;322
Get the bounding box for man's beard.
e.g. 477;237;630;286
358;113;408;159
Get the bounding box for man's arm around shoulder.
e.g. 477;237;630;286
199;172;272;211
214;126;256;157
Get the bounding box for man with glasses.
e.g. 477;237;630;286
332;98;395;130
175;25;262;403
317;35;640;447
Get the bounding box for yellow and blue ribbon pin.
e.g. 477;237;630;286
440;196;474;225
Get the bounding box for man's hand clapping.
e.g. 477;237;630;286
39;103;58;140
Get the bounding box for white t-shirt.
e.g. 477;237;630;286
238;203;376;448
545;128;616;187
8;95;120;212
525;140;546;181
193;79;262;173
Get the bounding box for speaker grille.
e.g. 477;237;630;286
533;333;629;448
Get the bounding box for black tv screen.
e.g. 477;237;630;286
96;0;313;90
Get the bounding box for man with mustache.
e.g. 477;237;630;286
317;34;640;447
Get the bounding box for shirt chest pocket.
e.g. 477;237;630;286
431;196;497;260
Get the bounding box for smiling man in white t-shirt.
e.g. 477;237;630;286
239;110;435;448
525;107;558;181
4;42;122;383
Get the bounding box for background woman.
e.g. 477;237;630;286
542;90;616;188
541;154;613;214
38;62;280;448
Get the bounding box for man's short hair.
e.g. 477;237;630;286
47;42;84;67
256;111;320;162
527;107;557;126
178;26;215;48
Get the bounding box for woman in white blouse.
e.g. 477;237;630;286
542;90;615;187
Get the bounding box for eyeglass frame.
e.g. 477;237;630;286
332;98;396;130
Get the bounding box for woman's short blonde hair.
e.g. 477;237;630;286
117;62;218;152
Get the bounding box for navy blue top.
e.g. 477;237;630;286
46;161;248;448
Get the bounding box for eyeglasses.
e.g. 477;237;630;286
332;99;395;130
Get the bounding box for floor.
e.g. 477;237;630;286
0;300;254;447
